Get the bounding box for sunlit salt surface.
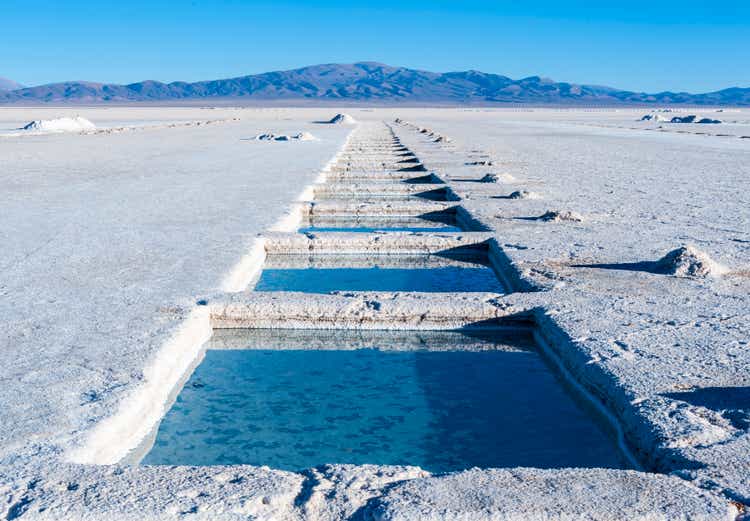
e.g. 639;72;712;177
142;329;629;471
254;254;504;293
298;215;464;233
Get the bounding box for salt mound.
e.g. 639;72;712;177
670;115;722;124
538;210;583;222
434;136;451;143
654;246;728;278
327;113;356;125
21;116;96;133
254;132;317;142
255;132;289;141
640;114;670;122
479;173;499;183
508;190;537;200
467;160;493;166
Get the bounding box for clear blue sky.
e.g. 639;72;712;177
2;0;748;92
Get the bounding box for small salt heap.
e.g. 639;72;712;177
327;113;357;125
640;114;670;122
254;132;318;142
21;116;96;133
654;246;728;278
537;210;583;222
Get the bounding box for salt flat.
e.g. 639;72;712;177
1;107;748;520
0;107;349;461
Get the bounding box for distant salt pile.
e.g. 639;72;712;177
670;115;722;124
640;114;670;122
254;132;317;142
255;133;284;141
508;190;537;200
21;116;96;133
479;173;499;183
434;135;451;143
327;113;357;125
655;246;728;278
538;210;583;222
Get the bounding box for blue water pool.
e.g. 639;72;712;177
142;329;629;471
254;255;504;293
298;215;464;233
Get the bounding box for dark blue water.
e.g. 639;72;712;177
254;265;503;293
142;330;628;471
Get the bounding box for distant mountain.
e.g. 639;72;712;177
2;62;748;105
0;77;25;92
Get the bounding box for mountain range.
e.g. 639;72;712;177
1;62;748;105
0;77;25;92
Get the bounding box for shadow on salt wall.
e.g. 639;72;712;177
402;173;442;184
397;164;427;172
663;387;750;431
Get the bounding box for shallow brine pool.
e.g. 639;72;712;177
298;214;464;233
254;254;504;293
142;329;630;472
314;188;452;202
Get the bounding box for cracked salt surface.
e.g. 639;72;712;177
142;329;629;471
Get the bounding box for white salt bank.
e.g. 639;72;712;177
21;116;96;133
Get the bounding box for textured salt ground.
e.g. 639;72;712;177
0;107;350;468
1;108;748;520
394;110;750;505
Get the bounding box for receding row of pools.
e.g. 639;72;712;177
139;130;632;474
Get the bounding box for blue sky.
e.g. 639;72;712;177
2;0;748;92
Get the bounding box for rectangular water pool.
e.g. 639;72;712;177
253;254;505;293
298;215;464;233
314;188;453;202
142;329;629;472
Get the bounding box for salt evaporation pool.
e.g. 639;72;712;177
253;254;505;293
142;329;629;471
298;214;464;233
314;188;454;202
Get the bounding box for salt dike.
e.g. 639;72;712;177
0;106;748;520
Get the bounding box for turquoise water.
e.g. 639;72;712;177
300;225;462;232
255;266;503;293
315;188;450;201
254;255;504;293
142;330;629;471
298;215;463;233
